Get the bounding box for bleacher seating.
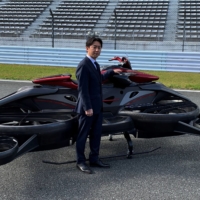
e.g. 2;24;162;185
0;0;53;37
176;0;200;42
32;0;109;39
102;0;169;41
1;0;200;43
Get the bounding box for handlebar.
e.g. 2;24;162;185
108;56;132;70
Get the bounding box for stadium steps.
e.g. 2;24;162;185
163;0;179;41
22;0;63;38
93;0;119;34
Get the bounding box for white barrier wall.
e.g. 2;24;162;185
0;46;200;72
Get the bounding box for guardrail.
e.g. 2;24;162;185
0;46;200;72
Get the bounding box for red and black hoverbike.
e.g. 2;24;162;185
0;56;199;165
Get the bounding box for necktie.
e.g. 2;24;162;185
94;61;100;72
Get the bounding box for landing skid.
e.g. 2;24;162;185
108;130;136;158
120;119;200;159
123;131;134;158
42;129;162;165
42;147;161;165
174;120;200;135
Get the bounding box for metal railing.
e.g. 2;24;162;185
0;46;200;72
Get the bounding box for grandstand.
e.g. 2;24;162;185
0;0;200;51
103;0;169;41
0;0;53;37
32;0;109;39
176;0;200;42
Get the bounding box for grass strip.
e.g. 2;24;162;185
0;63;199;90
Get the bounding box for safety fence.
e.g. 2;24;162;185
0;46;200;72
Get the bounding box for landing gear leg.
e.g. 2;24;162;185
108;134;113;141
123;131;133;159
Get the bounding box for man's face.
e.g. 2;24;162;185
86;41;102;60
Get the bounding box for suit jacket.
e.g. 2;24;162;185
75;56;114;114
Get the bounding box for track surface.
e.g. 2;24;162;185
1;81;200;200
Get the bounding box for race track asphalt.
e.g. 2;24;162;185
1;81;200;200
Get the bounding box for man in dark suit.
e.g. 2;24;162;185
75;37;121;174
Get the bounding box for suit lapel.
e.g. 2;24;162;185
85;57;101;82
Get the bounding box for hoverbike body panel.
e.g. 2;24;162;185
138;82;192;102
0;86;58;107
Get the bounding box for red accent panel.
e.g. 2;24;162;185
35;98;75;108
33;75;78;89
127;70;159;83
126;92;156;105
103;98;119;102
101;68;159;83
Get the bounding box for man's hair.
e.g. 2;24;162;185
86;37;103;48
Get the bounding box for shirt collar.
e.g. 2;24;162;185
86;55;96;66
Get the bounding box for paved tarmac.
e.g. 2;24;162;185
1;81;200;200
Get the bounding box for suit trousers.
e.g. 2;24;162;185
76;112;102;164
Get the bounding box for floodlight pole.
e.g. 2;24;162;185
182;10;186;52
114;9;117;50
50;9;54;48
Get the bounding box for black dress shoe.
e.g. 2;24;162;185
76;163;93;174
90;159;110;168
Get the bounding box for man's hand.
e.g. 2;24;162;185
85;109;93;117
113;69;122;74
